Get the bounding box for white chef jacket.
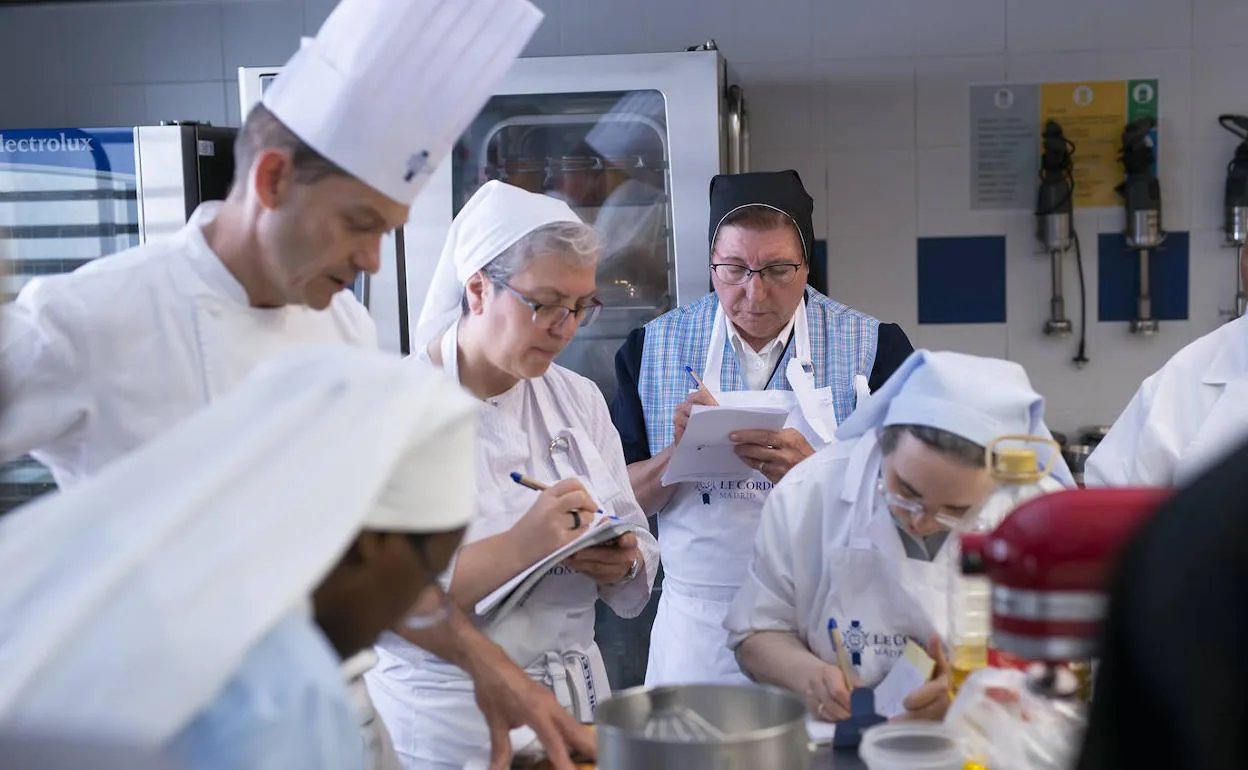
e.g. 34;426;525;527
1086;313;1248;488
725;432;1063;685
0;201;376;488
369;347;659;769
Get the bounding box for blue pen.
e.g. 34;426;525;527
509;471;604;514
685;365;719;405
827;618;856;685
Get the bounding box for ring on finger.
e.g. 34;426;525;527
816;702;826;717
568;510;581;530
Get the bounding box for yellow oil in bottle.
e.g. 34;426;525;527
950;643;988;697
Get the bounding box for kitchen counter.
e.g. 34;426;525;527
811;745;868;770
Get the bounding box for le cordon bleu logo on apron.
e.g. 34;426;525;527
0;133;95;153
696;478;774;505
837;618;908;664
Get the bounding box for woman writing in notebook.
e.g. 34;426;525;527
723;351;1073;724
364;181;657;770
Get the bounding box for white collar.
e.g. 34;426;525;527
725;311;797;357
180;202;251;307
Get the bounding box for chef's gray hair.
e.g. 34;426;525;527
462;221;601;312
877;424;987;469
230;104;350;193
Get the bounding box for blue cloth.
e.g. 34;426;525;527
166;611;363;770
609;288;913;463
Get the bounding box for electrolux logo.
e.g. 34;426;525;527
0;133;95;153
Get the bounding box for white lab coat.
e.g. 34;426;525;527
0;202;393;766
366;325;659;770
724;432;1063;687
1086;314;1248;488
0;202;376;488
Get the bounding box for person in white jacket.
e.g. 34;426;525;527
725;351;1072;724
0;2;594;768
367;180;659;770
1085;313;1248;488
0;346;477;770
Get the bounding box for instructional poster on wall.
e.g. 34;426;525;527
970;79;1159;210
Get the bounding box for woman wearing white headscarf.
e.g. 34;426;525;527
365;181;659;770
724;351;1074;725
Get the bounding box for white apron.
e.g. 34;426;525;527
811;465;947;686
646;300;859;686
367;325;616;770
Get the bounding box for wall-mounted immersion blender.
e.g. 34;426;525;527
1116;117;1164;336
1035;120;1090;367
1219;115;1248;321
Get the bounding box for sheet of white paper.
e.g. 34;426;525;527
806;714;837;744
872;655;929;718
474;512;621;617
661;405;790;484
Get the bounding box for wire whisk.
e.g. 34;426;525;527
641;703;728;743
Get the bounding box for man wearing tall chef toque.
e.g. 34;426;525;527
0;0;593;768
610;169;916;686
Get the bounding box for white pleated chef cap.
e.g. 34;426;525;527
412;180;583;351
0;346;478;747
263;0;543;206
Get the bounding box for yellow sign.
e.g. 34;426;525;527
1040;81;1128;208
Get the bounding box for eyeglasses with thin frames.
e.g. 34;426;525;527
875;476;966;532
403;536;453;630
709;262;804;286
496;282;603;329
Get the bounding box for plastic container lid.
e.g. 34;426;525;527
859;723;966;770
993;447;1042;483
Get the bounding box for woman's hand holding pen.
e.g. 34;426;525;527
804;661;852;723
673;389;718;446
512;479;598;561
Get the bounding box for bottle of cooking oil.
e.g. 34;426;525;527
947;440;1058;698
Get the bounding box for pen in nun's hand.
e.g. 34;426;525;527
684;365;720;406
509;471;605;515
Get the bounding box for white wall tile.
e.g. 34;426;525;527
719;0;812;63
916;146;1010;236
1189;229;1242;326
752;150;829;238
910;324;1008;357
60;84;148;128
1006;0;1098;53
912;0;1006;57
561;0;649;56
140;2;225;83
735;61;823;153
1159;140;1194;232
51;4;147;86
916;56;1006;148
817;58;916;152
1187;140;1239;233
644;0;730;55
827;234;919;329
1098;48;1192;141
0;82;66;129
223;0;303;75
1097;0;1193;50
0;7;68;87
1194;0;1248;48
225;80;242;128
522;0;563;57
146;82;228;128
1190;46;1248;141
303;0;337;34
1005;52;1099;84
813;0;914;60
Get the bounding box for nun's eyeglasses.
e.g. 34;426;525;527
497;282;602;329
710;263;803;286
403;535;453;630
876;476;965;532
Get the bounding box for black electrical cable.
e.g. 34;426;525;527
1036;128;1088;367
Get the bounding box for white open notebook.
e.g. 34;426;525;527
661;404;790;485
474;512;644;624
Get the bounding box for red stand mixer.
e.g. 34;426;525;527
959;487;1171;692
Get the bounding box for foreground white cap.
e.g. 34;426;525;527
263;0;543;206
0;346;478;746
